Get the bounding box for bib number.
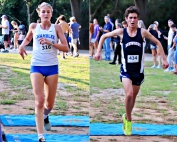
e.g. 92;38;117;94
41;44;52;53
42;45;52;50
127;55;139;63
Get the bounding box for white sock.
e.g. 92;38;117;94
38;134;44;140
44;115;48;119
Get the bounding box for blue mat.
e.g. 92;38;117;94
0;115;89;127
90;123;177;136
5;134;89;142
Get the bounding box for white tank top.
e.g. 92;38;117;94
31;23;58;66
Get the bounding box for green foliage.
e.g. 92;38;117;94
91;0;134;26
147;0;177;30
0;0;88;49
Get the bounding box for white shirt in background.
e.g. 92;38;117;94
1;19;9;35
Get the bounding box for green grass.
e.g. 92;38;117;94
90;60;121;94
0;54;89;92
0;53;89;115
10;94;27;100
0;100;16;105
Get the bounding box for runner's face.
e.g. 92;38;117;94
39;6;52;22
125;13;139;28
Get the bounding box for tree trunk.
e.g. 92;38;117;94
134;0;148;25
70;0;82;24
90;0;105;20
25;0;43;25
26;4;31;25
89;0;92;21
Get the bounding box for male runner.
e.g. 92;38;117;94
94;6;168;135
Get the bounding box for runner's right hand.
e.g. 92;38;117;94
19;46;27;60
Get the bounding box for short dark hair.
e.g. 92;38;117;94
125;6;140;18
58;15;66;21
168;19;174;23
171;24;176;28
122;20;127;25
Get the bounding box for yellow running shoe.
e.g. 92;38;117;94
122;113;132;135
126;120;132;135
122;113;127;135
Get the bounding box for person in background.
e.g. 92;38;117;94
122;21;128;28
37;19;41;23
0;15;10;53
55;15;70;59
69;17;81;57
18;30;25;46
93;19;100;53
99;16;112;61
89;21;94;58
172;34;177;74
109;23;122;65
11;20;19;51
165;24;176;72
107;14;114;52
148;23;161;68
164;19;174;54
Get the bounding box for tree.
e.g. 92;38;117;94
90;0;122;21
134;0;148;25
70;0;82;24
70;0;89;50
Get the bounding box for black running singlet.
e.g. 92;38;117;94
121;28;145;73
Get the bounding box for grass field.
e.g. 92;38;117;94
90;59;177;124
0;53;89;116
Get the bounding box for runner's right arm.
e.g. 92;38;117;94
19;23;35;59
94;28;123;61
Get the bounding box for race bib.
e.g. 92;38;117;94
127;55;139;63
41;44;53;53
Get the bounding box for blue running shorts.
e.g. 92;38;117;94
120;70;144;86
30;65;58;77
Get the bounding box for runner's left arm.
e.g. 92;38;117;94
54;24;69;52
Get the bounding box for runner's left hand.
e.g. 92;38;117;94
38;38;51;45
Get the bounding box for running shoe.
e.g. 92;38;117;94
122;113;132;136
39;137;46;142
126;120;132;135
89;56;93;59
164;68;170;72
74;53;79;57
44;116;51;131
109;62;116;65
169;67;175;72
122;113;127;135
156;65;161;68
1;50;9;53
151;65;157;68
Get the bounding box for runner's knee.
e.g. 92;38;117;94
35;98;45;109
